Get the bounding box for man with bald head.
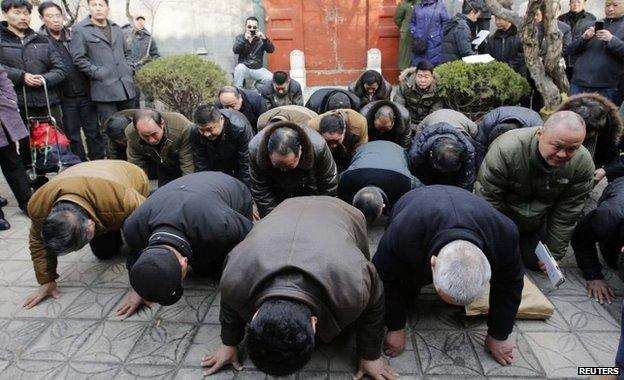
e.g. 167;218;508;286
476;111;595;270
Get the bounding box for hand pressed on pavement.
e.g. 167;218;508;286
23;281;59;309
201;344;243;375
353;358;400;380
587;279;615;305
116;289;151;320
485;334;514;366
383;328;406;357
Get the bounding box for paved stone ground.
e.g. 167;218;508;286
0;175;621;380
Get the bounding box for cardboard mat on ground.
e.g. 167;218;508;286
465;275;554;319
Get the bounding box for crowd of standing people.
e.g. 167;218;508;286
1;0;624;377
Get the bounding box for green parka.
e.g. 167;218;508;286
475;127;595;259
394;0;418;71
394;67;443;126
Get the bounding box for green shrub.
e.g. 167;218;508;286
135;54;229;119
434;60;530;120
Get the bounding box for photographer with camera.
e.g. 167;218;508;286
232;16;275;88
568;0;624;105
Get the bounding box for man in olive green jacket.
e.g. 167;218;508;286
394;61;444;126
126;109;195;186
23;160;149;309
475;111;594;270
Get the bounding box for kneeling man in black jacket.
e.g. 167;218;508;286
373;186;523;366
115;172;254;318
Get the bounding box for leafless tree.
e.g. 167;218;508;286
485;0;569;112
139;0;164;32
60;0;84;27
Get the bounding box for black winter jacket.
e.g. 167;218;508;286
123;172;253;276
441;13;475;63
232;34;275;70
487;25;526;75
248;122;338;217
39;26;90;98
408;122;476;190
190;109;253;187
476;106;543;165
571;177;624;280
568;16;624;88
558;10;596;67
348;70;393;107
338;141;421;211
215;88;266;132
305;88;361;114
360;100;413;148
372;185;523;340
0;22;65;107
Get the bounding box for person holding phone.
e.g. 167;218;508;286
232;16;275;88
568;0;624;104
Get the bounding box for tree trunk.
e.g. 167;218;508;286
542;1;569;94
484;0;566;111
126;0;133;23
522;0;561;110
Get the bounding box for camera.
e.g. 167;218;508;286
250;29;257;36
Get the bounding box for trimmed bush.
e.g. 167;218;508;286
135;54;229;119
434;60;530;120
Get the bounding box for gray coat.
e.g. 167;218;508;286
122;25;160;67
70;17;136;102
0;65;28;147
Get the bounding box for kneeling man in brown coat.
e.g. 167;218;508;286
203;196;397;379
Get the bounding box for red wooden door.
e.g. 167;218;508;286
265;0;400;86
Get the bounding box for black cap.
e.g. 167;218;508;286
130;246;183;306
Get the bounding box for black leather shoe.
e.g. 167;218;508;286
0;218;10;231
0;196;7;207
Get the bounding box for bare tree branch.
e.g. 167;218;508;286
126;0;133;23
483;0;523;27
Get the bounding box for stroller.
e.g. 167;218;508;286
22;78;81;188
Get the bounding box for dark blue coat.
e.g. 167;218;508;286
408;122;476;190
476;106;543;165
409;0;450;65
441;13;475;63
338;141;421;211
123;172;254;276
372;185;523;340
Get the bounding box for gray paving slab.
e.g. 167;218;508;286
0;175;621;379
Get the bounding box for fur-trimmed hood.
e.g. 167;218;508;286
398;67;440;90
556;92;623;146
249;121;324;171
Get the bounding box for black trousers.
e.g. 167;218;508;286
61;96;104;160
0;140;32;210
157;163;183;187
96;99;136;158
90;230;123;260
519;228;547;271
96;99;136;126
